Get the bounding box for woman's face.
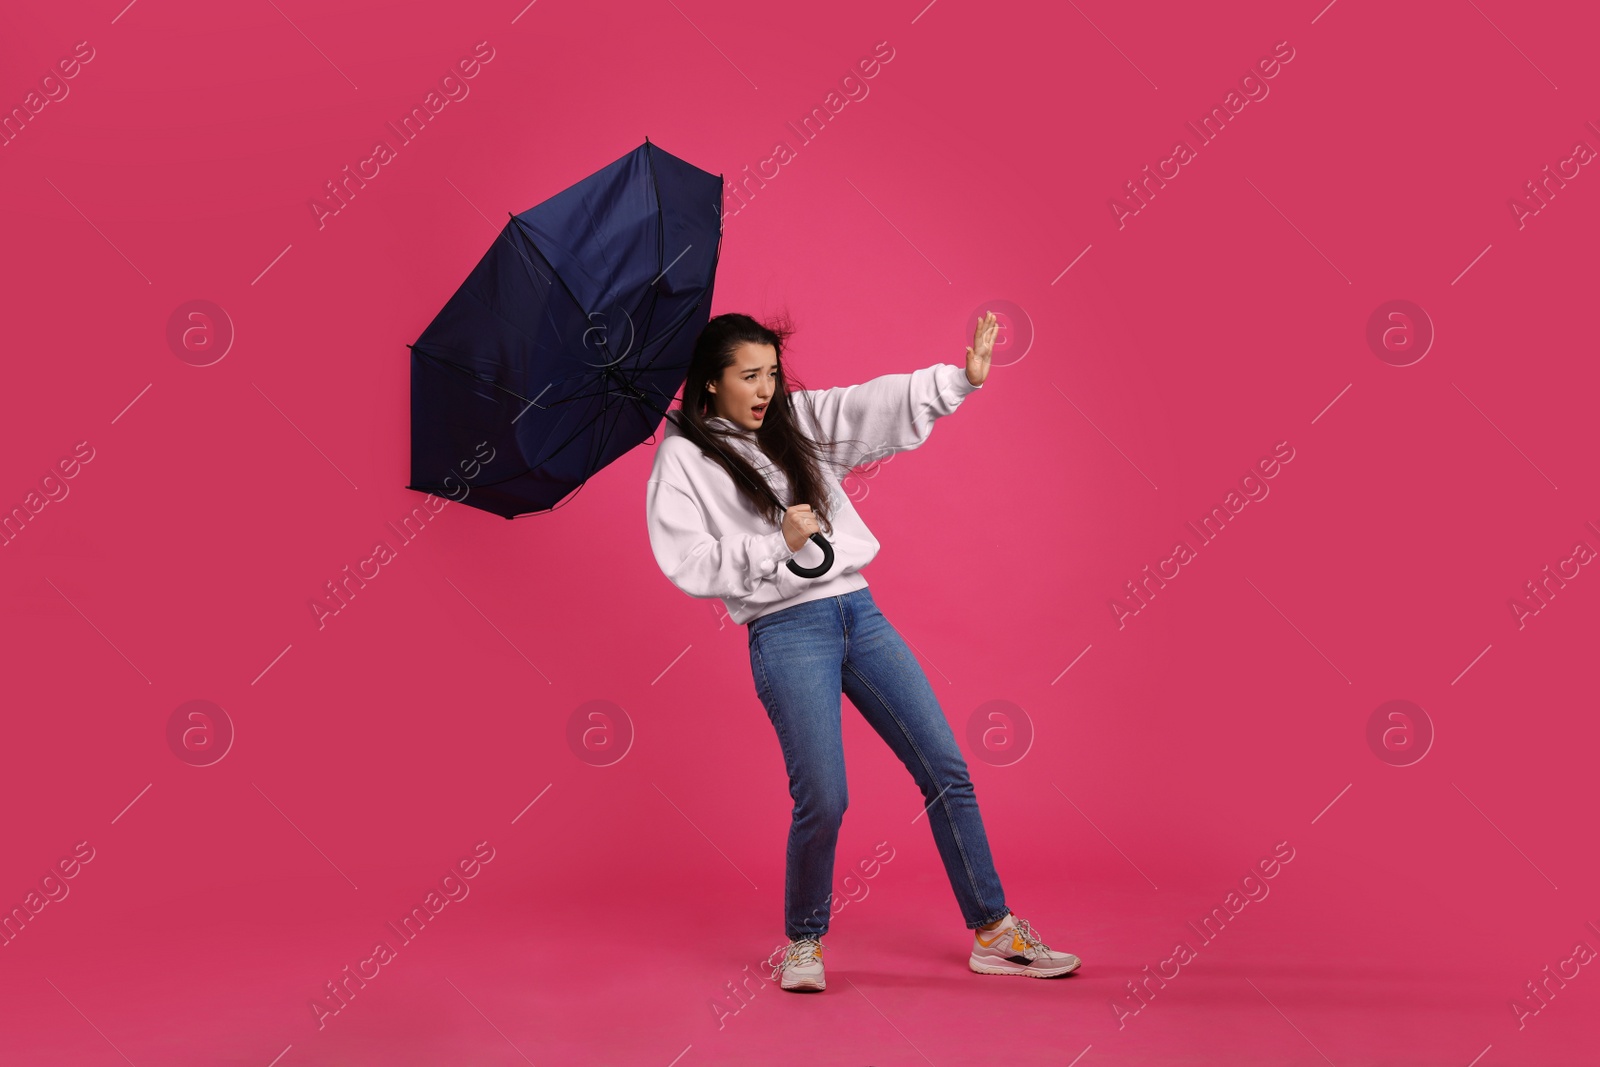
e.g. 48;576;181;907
708;341;777;431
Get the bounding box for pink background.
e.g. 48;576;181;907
2;0;1597;1064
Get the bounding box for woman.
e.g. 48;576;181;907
645;310;1080;992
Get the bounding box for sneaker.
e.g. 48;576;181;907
769;937;825;992
969;913;1080;978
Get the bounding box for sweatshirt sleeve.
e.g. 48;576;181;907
646;474;800;601
796;362;982;473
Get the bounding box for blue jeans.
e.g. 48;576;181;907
746;586;1009;941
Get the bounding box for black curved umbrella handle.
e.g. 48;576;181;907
785;532;835;579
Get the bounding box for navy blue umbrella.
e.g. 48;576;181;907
406;138;833;577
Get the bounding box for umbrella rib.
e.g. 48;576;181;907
523;394;596;471
510;214;596;326
625;148;724;386
413;217;572;415
533;372;636;495
492;217;553;286
411;346;541;408
502;213;642;423
410;356;636;495
583;390;626;482
499;216;583;373
584;186;620;296
635;143;670;378
460;229;562;423
630;141;726;378
523;371;646;477
430;269;544;364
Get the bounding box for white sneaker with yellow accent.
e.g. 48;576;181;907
969;913;1080;977
769;937;825;992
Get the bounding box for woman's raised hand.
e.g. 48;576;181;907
783;504;819;553
966;311;997;387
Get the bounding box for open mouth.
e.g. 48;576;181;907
751;404;768;418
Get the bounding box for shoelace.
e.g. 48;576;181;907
1010;917;1052;956
767;937;823;981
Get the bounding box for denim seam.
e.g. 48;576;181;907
750;630;807;938
754;624;845;942
842;657;990;920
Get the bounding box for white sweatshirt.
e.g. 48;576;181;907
646;361;982;625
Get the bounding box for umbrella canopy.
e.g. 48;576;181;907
407;138;721;519
405;138;834;577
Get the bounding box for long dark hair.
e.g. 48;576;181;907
666;311;837;534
